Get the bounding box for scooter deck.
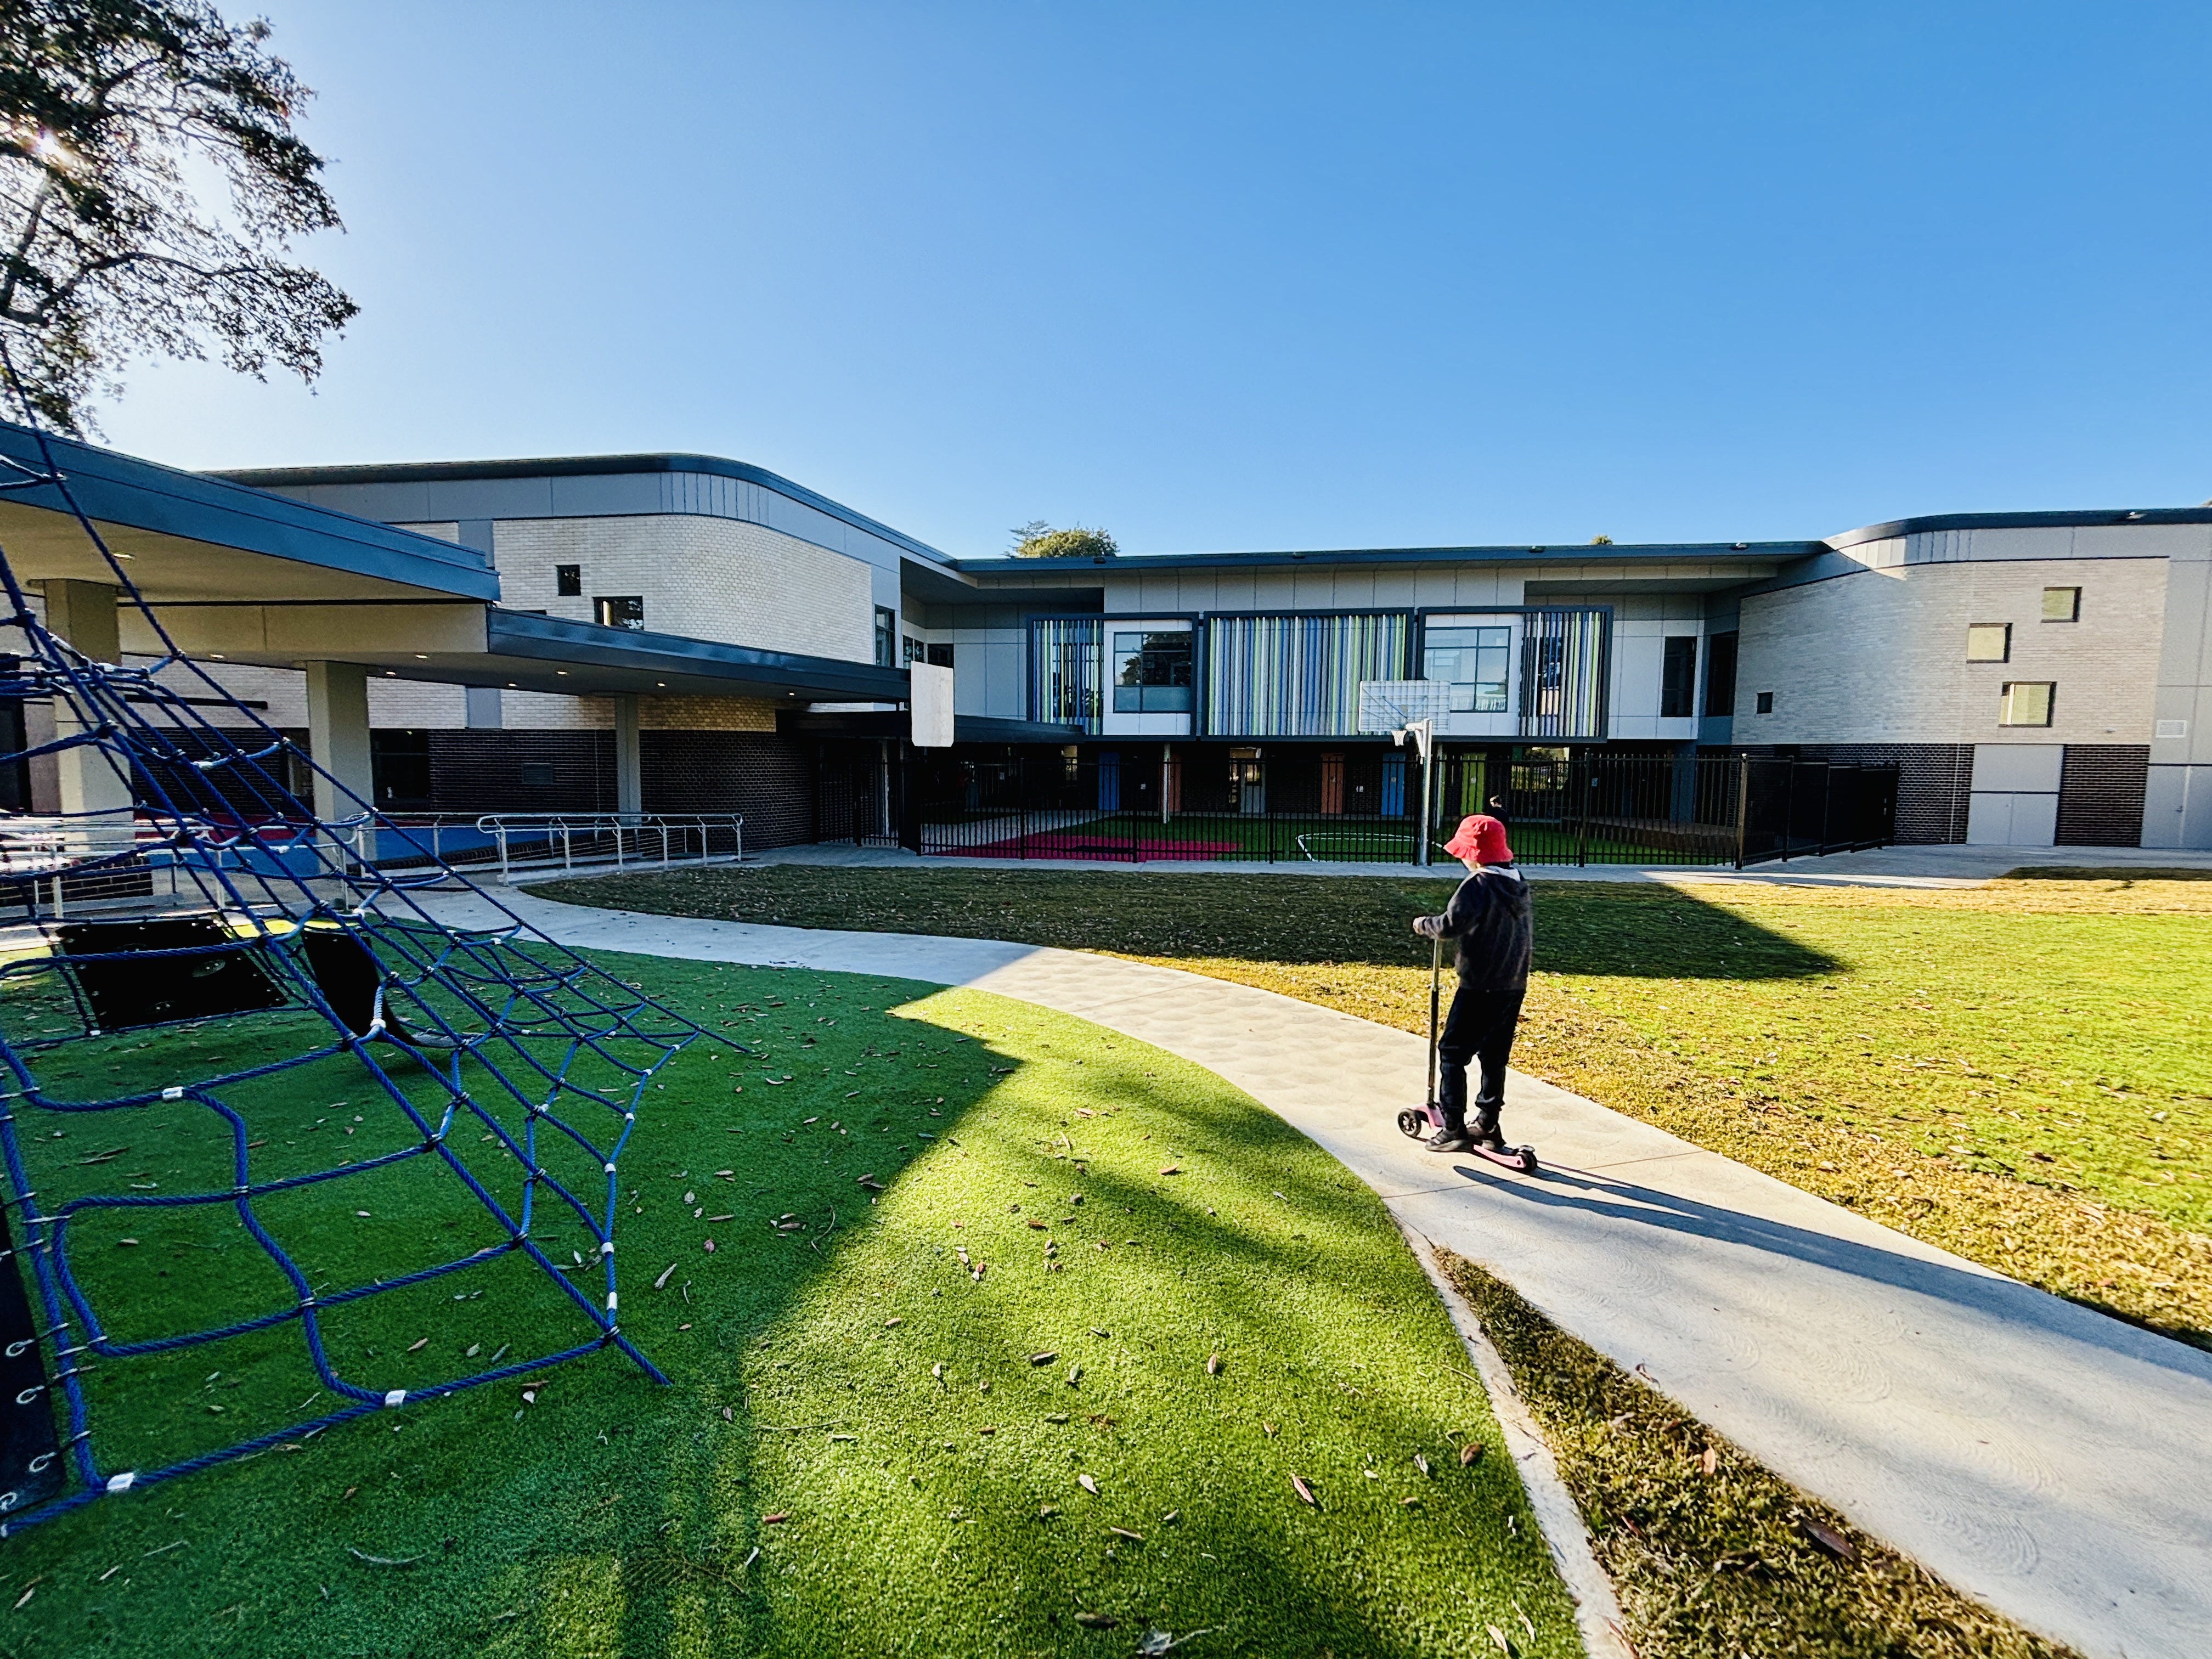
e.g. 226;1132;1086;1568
1395;1108;1539;1173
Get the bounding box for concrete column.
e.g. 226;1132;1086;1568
303;661;373;821
41;580;134;836
614;694;641;816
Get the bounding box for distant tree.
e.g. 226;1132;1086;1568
1011;524;1118;560
1589;534;1613;545
0;0;356;432
1006;519;1050;551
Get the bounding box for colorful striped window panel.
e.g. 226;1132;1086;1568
1030;618;1104;732
1201;613;1413;737
1516;608;1610;740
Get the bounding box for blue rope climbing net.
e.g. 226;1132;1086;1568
0;400;742;1534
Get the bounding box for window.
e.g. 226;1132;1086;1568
2042;586;2081;622
874;607;896;668
1112;631;1193;712
1754;690;1775;714
1966;623;2011;662
370;729;431;804
2000;681;2054;726
1660;635;1697;718
594;595;645;631
902;635;922;667
555;563;582;597
926;642;955;668
1703;631;1739;717
1423;625;1510;713
520;760;556;786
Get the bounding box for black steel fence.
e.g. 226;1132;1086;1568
819;748;1897;867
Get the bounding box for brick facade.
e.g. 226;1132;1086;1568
2056;745;2150;847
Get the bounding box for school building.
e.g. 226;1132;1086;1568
6;419;2209;855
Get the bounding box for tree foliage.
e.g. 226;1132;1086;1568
1008;522;1118;559
0;0;356;431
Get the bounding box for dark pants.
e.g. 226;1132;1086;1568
1438;986;1524;1136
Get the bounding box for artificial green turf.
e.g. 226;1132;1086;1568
1;952;1576;1658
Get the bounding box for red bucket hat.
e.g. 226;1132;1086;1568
1443;814;1512;865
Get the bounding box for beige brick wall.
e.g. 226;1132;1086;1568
1740;557;2167;744
641;695;779;731
493;515;873;662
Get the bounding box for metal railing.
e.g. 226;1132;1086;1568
474;813;744;882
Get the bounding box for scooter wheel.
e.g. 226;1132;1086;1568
1516;1147;1541;1173
1396;1109;1426;1139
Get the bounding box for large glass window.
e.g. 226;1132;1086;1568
1113;631;1193;712
594;595;644;631
1703;631;1739;717
1660;635;1697;718
874;606;896;667
1423;625;1510;713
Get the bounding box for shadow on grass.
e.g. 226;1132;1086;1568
5;959;1576;1658
541;865;1843;982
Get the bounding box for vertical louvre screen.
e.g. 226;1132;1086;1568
1030;618;1104;732
1202;613;1412;737
1517;608;1610;740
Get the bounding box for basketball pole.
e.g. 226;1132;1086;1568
1410;717;1434;866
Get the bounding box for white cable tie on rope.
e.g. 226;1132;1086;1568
383;1389;406;1408
161;1087;183;1101
603;1162;616;1175
605;1292;618;1312
105;1471;135;1493
600;1241;613;1255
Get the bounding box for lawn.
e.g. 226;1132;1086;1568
536;866;2212;1352
0;950;1576;1659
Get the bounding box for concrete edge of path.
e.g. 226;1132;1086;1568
1396;1216;1635;1659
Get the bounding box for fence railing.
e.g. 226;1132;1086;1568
473;813;744;882
819;751;1896;867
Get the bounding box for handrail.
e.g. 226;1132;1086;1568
473;812;744;882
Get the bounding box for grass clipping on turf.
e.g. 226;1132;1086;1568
1438;1250;2080;1659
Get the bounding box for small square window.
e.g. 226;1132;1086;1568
926;642;955;668
2000;681;2054;726
2041;586;2080;622
1754;691;1775;714
594;595;645;631
555;563;582;597
520;761;556;786
1965;623;2011;662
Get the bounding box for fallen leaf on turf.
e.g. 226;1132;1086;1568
1161;1509;1180;1523
1067;1364;1083;1386
1413;1452;1432;1477
1460;1441;1484;1466
762;1512;789;1525
654;1262;679;1290
1109;1526;1143;1541
1700;1446;1718;1476
978;1426;996;1436
1077;1474;1099;1496
1797;1516;1857;1560
1399;1496;1420;1507
406;1337;427;1353
1088;1327;1109;1337
1074;1612;1117;1629
1291;1474;1317;1506
1159;1165;1180;1176
884;1317;902;1328
1262;1421;1277;1437
1037;1504;1060;1519
1487;1622;1512;1654
1029;1351;1058;1365
721;1406;733;1422
1205;1352;1221;1375
703;1239;716;1253
1045;1413;1069;1424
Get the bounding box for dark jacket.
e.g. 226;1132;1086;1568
1419;864;1533;990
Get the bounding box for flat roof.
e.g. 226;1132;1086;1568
213;452;956;567
0;420;499;603
951;539;1820;574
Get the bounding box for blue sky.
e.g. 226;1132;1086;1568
99;2;2212;556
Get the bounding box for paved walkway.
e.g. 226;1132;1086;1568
749;838;2212;890
429;888;2212;1659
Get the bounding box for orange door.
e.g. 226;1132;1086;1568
1321;752;1345;815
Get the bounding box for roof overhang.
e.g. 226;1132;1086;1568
0;421;499;603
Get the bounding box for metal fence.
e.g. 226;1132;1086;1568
818;749;1896;867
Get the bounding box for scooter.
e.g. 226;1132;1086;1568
1395;935;1540;1173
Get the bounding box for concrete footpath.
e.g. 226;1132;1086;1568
429;887;2212;1659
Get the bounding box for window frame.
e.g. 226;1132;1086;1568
1659;634;1697;718
1965;622;2012;663
1422;624;1510;713
2041;586;2081;623
874;606;896;668
555;563;582;597
1999;681;2055;727
1110;629;1194;714
592;595;645;631
1754;690;1775;715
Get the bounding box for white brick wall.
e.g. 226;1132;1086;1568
493;515;872;662
1739;558;2166;744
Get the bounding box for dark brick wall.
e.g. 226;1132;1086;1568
2056;745;2149;847
1779;743;1972;844
642;732;816;849
426;731;616;814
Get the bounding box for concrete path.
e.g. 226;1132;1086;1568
430;888;2212;1659
747;837;2212;890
